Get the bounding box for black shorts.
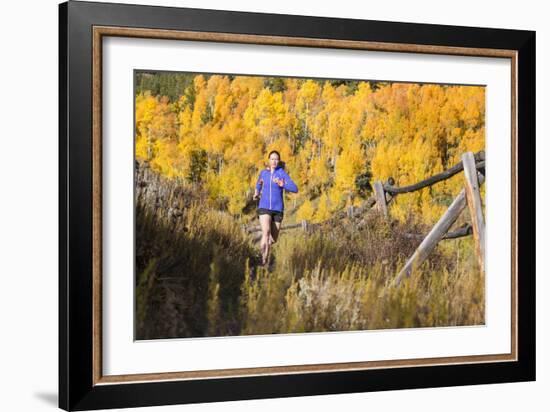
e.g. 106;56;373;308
257;208;284;222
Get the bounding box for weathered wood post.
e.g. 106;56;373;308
394;175;485;286
394;173;485;286
462;151;486;275
394;189;467;286
301;219;308;233
347;205;355;219
373;181;388;218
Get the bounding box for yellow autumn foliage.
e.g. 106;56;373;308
296;199;315;222
135;75;484;224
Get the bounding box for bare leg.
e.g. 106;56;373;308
259;214;272;265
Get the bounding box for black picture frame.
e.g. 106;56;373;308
59;1;536;410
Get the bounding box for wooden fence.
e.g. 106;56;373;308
392;151;485;285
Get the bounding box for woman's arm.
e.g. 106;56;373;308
253;172;264;199
280;170;298;193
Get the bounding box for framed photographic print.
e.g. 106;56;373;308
59;0;536;410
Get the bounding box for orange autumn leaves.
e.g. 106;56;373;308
135;74;484;224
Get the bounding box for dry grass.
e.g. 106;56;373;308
136;196;257;339
239;219;484;335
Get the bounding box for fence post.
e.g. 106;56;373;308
373;181;388;218
394;173;486;286
462;151;486;275
347;205;354;219
301;219;308;233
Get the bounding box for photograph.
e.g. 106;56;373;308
134;70;487;340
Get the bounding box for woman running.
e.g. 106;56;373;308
253;150;298;266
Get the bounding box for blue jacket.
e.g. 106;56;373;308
255;165;298;212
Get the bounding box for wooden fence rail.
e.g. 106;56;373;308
383;151;485;194
403;224;473;240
